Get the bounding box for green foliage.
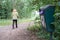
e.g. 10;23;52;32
0;19;12;26
0;0;59;19
36;13;60;40
0;0;12;19
53;13;60;40
36;29;50;40
0;19;31;26
27;24;41;31
0;0;33;19
27;15;41;31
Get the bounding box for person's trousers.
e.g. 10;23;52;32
13;19;17;29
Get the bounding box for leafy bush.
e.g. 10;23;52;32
27;15;41;31
36;13;60;40
36;29;50;40
53;13;60;40
28;12;60;40
27;23;41;32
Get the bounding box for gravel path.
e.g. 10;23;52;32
0;21;39;40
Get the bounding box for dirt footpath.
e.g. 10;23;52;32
0;21;39;40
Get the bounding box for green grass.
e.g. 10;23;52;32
0;19;32;27
0;19;12;26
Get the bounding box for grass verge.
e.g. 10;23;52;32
0;19;32;27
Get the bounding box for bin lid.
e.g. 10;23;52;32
39;5;51;15
40;5;55;10
39;5;55;15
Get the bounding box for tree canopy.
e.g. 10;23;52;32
0;0;59;19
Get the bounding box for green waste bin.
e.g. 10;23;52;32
39;5;55;32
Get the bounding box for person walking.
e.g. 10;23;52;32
12;8;19;29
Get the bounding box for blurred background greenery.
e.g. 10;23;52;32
0;0;60;19
0;0;60;40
